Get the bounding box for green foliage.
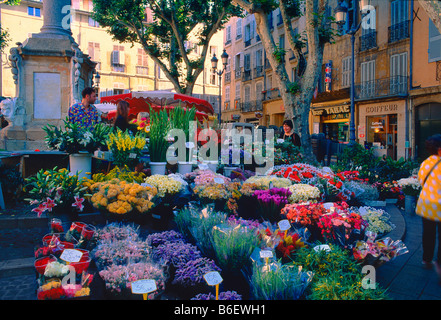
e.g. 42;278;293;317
148;107;170;162
91;0;242;93
274;140;304;165
273;46;286;64
43;118;112;154
292;245;388;300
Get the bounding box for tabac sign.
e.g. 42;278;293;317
311;105;350;116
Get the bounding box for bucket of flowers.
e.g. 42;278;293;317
106;129;147;171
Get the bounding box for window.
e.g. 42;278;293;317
267;12;273;30
28;6;41;17
236;19;242;39
136;48;149;75
390;52;407;94
341;56;352;88
225;86;230;102
88;17;100;27
256;82;263;101
226;26;232;44
429;19;441;62
391;0;408;26
360;59;376;98
255;49;263;67
111;45;125;72
244;85;251;103
244;54;251;71
88;42;101;70
235;83;241;99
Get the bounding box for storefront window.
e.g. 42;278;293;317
366;114;397;159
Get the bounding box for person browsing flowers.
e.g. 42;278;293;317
416;134;441;282
68;87;100;130
280;119;301;147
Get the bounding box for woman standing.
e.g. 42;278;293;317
280;119;301;147
113;100;131;132
416;134;441;282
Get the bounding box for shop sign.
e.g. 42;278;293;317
365;104;398;114
323;112;350;121
311;105;350;116
370;121;383;129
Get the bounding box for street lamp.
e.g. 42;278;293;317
211;49;229;124
94;72;101;102
335;0;370;145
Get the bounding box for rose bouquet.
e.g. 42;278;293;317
253;188;292;222
397;176;421;197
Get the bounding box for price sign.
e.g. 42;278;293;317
60;249;83;263
213;177;224;184
276;139;285;144
129;153;137;159
131;279;157;295
259;250;273;259
141;183;153;188
198;163;209;170
313;244;331;253
278;219;291;232
203;271;223;286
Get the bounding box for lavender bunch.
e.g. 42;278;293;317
253;188;292;222
191;291;242;300
172;257;221;288
146;230;186;248
152;241;202;268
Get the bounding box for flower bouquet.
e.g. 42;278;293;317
144;174;183;200
358;206;395;237
106;129;147;170
353;231;409;268
146;230;186;248
287;184;321;204
43;118;111;154
274;140;304;165
24;167;89;216
397;176;421;197
131;116;150;134
253;188;292;222
373;181;402;200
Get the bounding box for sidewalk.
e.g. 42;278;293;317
0;205;440;300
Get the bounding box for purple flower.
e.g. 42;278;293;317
147;230;186;247
173;257;222;287
152;241;202;268
191;291;242;300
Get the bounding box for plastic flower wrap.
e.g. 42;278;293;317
287;184;321;203
397;176;421;197
44;261;70;278
357;206;395;236
89;178;157;215
353;231;409;267
193;169;231;186
144;174;183;198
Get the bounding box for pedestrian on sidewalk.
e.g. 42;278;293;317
416;134;441;283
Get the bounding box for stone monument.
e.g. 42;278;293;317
0;0;97;150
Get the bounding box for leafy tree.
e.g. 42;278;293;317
91;0;242;94
232;0;338;161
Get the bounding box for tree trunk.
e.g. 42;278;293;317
419;0;441;34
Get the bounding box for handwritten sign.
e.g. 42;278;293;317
129;153;137;159
213;177;224;184
131;279;157;295
203;271;223;286
259;250;273;259
313;244;331;253
60;249;83;263
278;219;291;232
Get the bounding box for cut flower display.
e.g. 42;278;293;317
287;184;321;203
397;176;421;197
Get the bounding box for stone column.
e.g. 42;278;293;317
37;0;73;39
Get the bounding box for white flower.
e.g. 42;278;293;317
288;184;321;203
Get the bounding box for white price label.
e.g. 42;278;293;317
313;244;331;253
276;139;285;144
129;153;137;159
131;279;157;294
278;219;291;232
213;177;224;184
60;249;83;263
198;164;209;170
259;250;273;259
203;271;223;286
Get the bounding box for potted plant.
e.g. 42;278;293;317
169;105;197;174
43;118;111;179
148;108;170;175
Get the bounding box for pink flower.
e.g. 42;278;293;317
72;196;85;212
43;197;57;212
32;203;47;218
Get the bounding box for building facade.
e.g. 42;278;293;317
1;0;223;113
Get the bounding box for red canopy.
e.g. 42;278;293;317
99;91;214;121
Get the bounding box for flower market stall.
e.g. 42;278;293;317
24;107;418;301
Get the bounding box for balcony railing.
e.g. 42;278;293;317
254;66;264;78
359;31;377;51
388;20;410;43
244;39;251;47
242;69;252;81
355;76;408;100
263;88;281;100
241;100;263;112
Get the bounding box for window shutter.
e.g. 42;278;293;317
111;51;119;64
429;19;441;62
